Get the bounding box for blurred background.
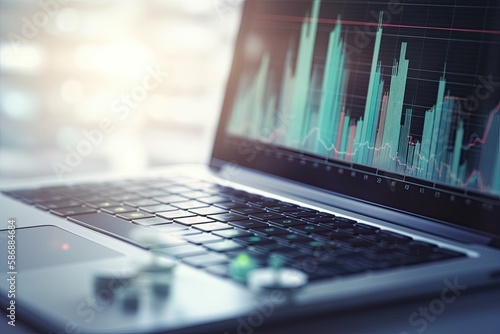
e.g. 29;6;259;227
0;0;243;180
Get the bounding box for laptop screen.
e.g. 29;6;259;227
212;0;500;237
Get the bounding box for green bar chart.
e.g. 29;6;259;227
227;0;500;196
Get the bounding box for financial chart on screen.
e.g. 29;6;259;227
225;0;500;202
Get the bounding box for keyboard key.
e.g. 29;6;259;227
132;216;172;226
111;193;142;201
335;237;376;249
135;189;168;198
232;207;266;215
175;216;215;226
183;253;228;267
117;211;154;220
229;220;269;230
213;228;253;239
321;230;355;242
205;240;244;252
102;205;136;214
265;205;299;213
140;204;178;213
124;199;160;207
51;206;97;217
287;211;318;218
268;218;304;227
302;216;336;224
184;233;223;244
209;213;247;222
154;195;188;203
189;206;228;216
214;201;248;210
157;244;206;258
234;235;275;246
194;222;233;232
293;239;327;249
249;212;284;221
250;226;289;236
290;225;331;235
157;210;195;220
273;233;312;244
172;200;209;210
85;200;121;208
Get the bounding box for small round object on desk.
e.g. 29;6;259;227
247;267;308;295
140;258;177;298
93;269;138;303
229;253;258;282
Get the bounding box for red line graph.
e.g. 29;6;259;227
255;14;500;35
468;101;500;148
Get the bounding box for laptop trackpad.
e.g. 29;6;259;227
0;225;121;271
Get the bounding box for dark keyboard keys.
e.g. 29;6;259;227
289;224;331;236
249;212;284;221
213;201;248;210
232;207;266;215
273;233;312;244
228;220;269;230
268;217;304;227
251;226;289;236
233;235;275;246
6;176;468;284
209;212;247;222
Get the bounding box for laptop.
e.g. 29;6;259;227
1;0;499;332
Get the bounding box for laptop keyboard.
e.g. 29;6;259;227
2;176;465;282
